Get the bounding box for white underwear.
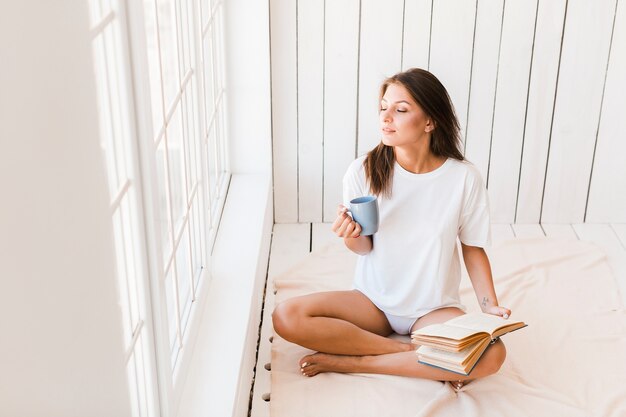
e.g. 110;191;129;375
384;312;420;335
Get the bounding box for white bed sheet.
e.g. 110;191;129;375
271;238;626;417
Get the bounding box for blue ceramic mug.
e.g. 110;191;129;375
349;195;379;236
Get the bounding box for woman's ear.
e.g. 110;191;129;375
425;119;436;133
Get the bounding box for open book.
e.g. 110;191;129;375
411;312;527;376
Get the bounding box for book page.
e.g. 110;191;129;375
412;323;486;341
417;338;492;374
446;312;525;336
417;343;475;364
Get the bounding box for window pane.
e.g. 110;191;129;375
166;106;187;234
142;0;165;136
199;0;210;29
126;349;142;417
132;333;151;417
164;269;179;353
182;84;199;196
121;194;141;331
201;26;215;130
212;7;223;94
176;224;193;333
92;35;120;198
112;202;133;341
179;0;194;76
156;140;172;265
189;198;204;293
104;21;131;187
206;123;217;211
214;103;227;199
157;0;181;110
88;0;103;27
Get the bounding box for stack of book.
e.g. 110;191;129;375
411;312;527;376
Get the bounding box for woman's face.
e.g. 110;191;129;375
379;83;434;148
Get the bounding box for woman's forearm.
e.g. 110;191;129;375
344;235;373;255
461;244;499;311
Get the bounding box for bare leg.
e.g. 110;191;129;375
299;307;507;384
272;290;412;356
299;339;506;381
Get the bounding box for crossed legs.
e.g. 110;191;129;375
272;290;506;382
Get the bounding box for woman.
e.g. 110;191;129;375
272;68;510;390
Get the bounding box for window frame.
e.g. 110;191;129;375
90;0;231;414
88;1;163;416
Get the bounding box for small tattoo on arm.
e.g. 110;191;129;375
481;297;489;308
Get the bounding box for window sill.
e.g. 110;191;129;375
176;173;273;417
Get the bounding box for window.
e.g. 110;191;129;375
88;0;229;413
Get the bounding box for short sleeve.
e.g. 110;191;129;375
458;168;491;247
343;158;366;207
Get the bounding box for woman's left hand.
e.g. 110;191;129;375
485;305;512;319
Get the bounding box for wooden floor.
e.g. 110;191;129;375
249;222;626;417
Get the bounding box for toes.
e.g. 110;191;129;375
300;360;317;377
300;360;310;375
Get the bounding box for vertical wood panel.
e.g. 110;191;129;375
357;0;404;156
464;0;504;180
270;0;298;222
323;0;360;222
297;0;324;222
487;0;538;223
541;0;617;223
515;0;566;223
401;0;432;71
429;0;476;140
586;1;626;223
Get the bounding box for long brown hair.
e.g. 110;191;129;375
363;68;465;197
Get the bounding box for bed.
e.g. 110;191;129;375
269;237;626;417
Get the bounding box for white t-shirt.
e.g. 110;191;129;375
343;155;492;318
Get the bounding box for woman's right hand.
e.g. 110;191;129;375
331;204;362;238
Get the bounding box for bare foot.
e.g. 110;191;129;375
299;353;363;377
447;379;473;391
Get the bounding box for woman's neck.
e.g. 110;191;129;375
394;145;446;174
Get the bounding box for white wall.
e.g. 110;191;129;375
0;2;132;416
271;0;626;224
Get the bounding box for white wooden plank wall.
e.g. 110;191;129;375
270;0;298;222
357;0;404;157
586;0;626;222
487;0;537;223
464;0;503;182
297;0;324;222
401;0;431;71
270;0;626;224
429;0;476;140
323;0;360;222
541;0;618;222
516;0;566;223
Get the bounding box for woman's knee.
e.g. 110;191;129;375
272;299;305;341
481;340;507;375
